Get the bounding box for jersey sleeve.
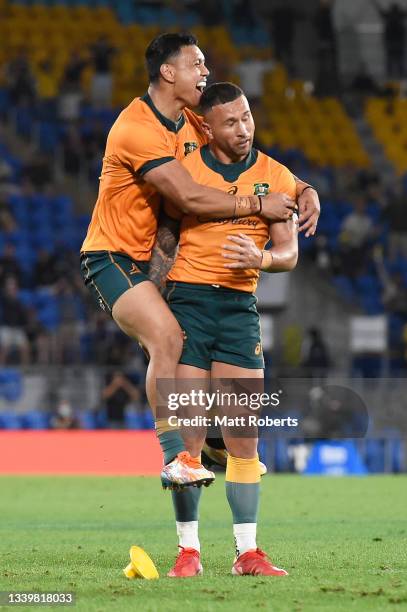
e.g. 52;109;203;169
271;163;297;200
117;121;175;176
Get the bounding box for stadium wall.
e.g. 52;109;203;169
0;431;162;475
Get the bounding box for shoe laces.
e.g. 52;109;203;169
243;548;271;570
173;546;199;570
177;451;201;468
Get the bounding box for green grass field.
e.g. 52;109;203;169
0;475;406;611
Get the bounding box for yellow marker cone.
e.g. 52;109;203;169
123;546;159;580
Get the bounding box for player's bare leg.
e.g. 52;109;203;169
112;281;211;489
212;362;288;577
167;364;212;578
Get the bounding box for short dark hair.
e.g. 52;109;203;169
145;33;198;83
199;82;244;113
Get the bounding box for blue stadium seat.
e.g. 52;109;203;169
366;201;381;224
7;194;28;225
333;275;354;301
79;410;97;430
18;289;36;309
0;369;24;402
125;411;143;429
52;195;73;216
365;438;385;473
359;294;384;315
21;410;50;430
0;411;22;430
38;122;60;153
0;88;9;118
15;106;34;139
351;355;384;378
30;228;55;251
14;245;36;275
35;290;60;330
139;409;155;430
95;408;108;428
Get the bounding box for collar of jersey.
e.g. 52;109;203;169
200;145;258;183
141;93;186;133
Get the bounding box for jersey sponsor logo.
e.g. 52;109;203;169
184;141;198;156
197;216;259;227
254;182;269;196
255;342;262;356
228;186;238;195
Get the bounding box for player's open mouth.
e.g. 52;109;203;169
196;81;206;93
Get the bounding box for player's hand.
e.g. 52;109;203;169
260;193;296;222
222;233;263;269
297;187;320;237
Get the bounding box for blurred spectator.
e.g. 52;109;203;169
50;399;79;429
348;64;380;114
102;371;141;428
25;308;53;365
58;51;87;122
82;120;106;180
89;36;116;109
55;279;83;363
33;249;60;288
269;3;296;73
314;0;339;95
0;200;17;233
0;158;15;196
382;181;407;260
235;50;273;104
302;327;331;378
231;0;258;29
374;1;407;79
305;163;332;200
36;58;58;120
0;277;30;365
0;243;23;287
5;48;36;107
194;0;224;26
61;51;87;93
62;126;82;176
303;385;363;438
383;273;407;318
21;151;53;191
338;196;375;276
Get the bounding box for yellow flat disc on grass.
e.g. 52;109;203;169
123;546;159;580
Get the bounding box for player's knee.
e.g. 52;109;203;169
149;327;183;364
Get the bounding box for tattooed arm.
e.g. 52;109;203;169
149;209;181;293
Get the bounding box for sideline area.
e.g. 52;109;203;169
0;431;162;475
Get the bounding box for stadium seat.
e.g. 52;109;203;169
0;411;22;430
21;409;50;430
0;369;24;403
79;410;98;430
139;409;155;430
125;410;143;429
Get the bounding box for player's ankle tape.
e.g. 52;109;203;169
226;454;261;483
158;428;185;464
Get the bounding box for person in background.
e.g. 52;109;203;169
102;371;141;428
374;1;407;79
302;327;331;379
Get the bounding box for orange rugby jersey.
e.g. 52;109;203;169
81;93;207;260
167;145;296;293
